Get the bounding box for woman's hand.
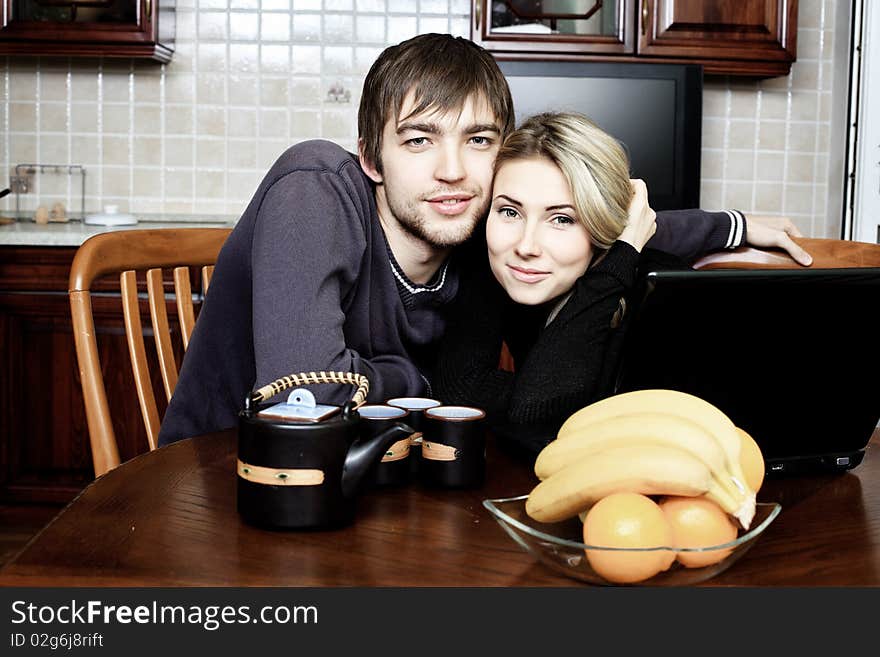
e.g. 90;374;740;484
617;179;657;252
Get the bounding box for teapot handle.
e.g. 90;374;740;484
247;371;370;409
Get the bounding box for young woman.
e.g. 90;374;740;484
434;112;808;457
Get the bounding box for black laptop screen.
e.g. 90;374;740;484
616;268;880;464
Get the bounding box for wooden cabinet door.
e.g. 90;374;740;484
0;0;175;62
0;247;189;503
638;0;798;76
472;0;637;58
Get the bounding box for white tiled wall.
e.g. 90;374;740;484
1;0;846;236
700;0;843;237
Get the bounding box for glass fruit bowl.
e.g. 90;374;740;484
483;495;781;586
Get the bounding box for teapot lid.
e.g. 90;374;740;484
256;388;342;423
244;371;370;422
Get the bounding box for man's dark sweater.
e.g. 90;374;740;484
159;140;460;445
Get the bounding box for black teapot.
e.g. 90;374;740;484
237;372;412;529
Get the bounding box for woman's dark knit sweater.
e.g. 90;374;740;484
434;210;740;456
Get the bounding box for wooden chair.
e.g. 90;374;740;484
69;228;231;478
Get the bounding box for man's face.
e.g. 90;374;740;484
361;92;501;249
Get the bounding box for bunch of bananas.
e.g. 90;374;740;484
525;389;757;529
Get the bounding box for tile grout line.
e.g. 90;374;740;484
97;60;103;210
34;61;40;210
128;60;135;212
781;63;793;220
191;6;200;214
224;7;231;215
811;1;828;237
751;88;762;214
720;82;731;209
66;61;73;213
160;60;167;214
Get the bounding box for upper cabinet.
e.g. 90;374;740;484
0;0;175;62
639;0;798;76
472;0;798;77
475;0;637;56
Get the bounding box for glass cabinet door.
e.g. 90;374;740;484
473;0;635;57
489;0;619;37
12;0;138;25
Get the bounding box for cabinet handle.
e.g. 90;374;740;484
475;1;482;32
145;0;151;19
641;1;649;36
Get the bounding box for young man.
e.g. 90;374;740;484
158;34;810;446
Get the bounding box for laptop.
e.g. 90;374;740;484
614;267;880;476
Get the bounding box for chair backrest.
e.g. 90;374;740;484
69;228;231;478
693;237;880;270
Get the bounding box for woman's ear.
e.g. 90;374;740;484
358;139;383;184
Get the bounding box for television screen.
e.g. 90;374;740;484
497;60;703;211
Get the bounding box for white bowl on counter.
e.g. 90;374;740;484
84;205;138;226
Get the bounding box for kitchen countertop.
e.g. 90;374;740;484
0;214;237;247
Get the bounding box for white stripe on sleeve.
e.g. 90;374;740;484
731;209;745;247
724;210;737;248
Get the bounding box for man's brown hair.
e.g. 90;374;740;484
357;33;515;174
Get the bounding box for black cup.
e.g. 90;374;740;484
419;405;486;489
386;397;442;476
358;404;413;487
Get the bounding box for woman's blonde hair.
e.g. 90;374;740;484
494;112;633;249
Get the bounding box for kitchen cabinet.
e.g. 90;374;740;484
0;0;175;62
474;0;637;56
472;1;798;77
0;245;194;503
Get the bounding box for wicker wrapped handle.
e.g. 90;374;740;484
249;371;370;409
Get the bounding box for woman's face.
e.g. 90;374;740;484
486;157;594;306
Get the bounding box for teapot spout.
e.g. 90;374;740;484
342;422;413;498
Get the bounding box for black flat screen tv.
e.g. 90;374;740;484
497;60;703;212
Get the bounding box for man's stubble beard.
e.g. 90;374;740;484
386;193;491;249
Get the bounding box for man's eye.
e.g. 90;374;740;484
470;136;494;146
406;137;428;146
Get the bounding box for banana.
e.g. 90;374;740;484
537;412;728;480
525;444;738;524
556;389;755;528
536;411;750;524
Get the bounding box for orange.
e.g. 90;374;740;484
736;427;765;494
582;493;675;584
659;496;738;568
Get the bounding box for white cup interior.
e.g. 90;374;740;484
387;397;442;411
359;404;408;419
426;405;484;420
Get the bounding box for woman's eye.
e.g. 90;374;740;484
550;215;575;226
498;207;519;219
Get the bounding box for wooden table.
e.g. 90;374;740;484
1;429;878;587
